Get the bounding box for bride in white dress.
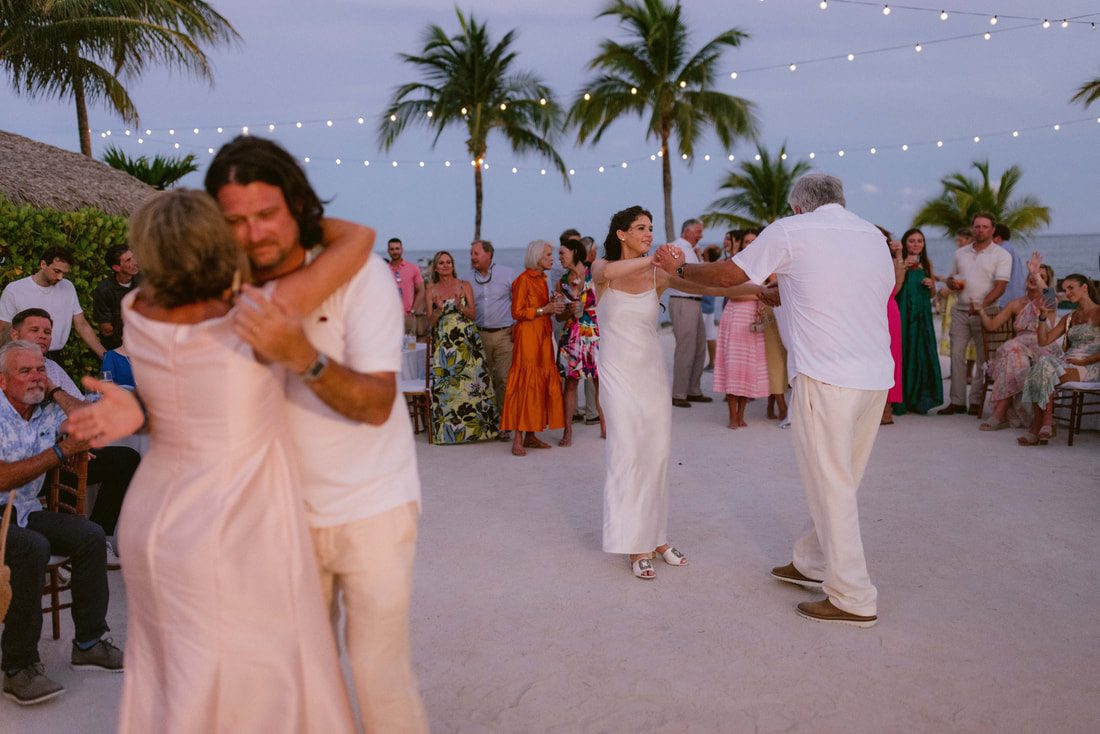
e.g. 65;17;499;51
592;206;761;579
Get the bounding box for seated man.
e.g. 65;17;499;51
0;341;123;706
9;309;138;567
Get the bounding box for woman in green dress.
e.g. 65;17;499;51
894;228;943;414
425;251;500;444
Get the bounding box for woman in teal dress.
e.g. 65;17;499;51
425;251;500;444
894;228;943;414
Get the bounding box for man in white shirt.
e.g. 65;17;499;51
666;218;713;408
655;173;893;628
206;136;429;734
469;239;515;439
937;213;1011;416
0;247;105;361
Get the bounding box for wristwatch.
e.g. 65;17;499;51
300;352;330;382
677;263;686;279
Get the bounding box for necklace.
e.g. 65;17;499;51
473;265;493;285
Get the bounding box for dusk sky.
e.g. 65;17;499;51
3;0;1098;248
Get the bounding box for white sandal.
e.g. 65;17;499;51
632;557;655;579
658;547;688;566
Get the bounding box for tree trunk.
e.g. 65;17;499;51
474;161;483;240
661;133;674;242
75;71;92;157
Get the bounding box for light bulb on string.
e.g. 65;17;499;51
838;150;844;157
973;136;980;142
1054;124;1060;130
882;5;890;16
730;72;738;79
392;161;397;167
902;144;908;151
138;139;143;144
326;120;332;127
124;130;130;136
621;162;627;168
598;166;605;173
541;169;547;175
358;117;364;124
937;140;943;147
426;111;433;118
364;160;370;166
679;81;686;88
173;143;179;149
990;16;997;25
146;129;152;135
1012;131;1019;137
169;129;175;135
728;155;735;161
940;11;947;20
419;161;424;167
511;167;517;174
539;98;546;105
808;152;816;159
193;128;199;134
1042;19;1050;28
681;153;688;160
583;93;591;101
569;169;575;175
445;161;450;167
390;114;396;122
242;126;248;135
847;53;855;61
1061;20;1068;28
500;103;506;110
303;157;309;163
336;159;341;165
819;1;826;9
296;122;302;128
755;154;761;161
704;154;710;161
631;88;637;94
461;107;468;114
650;154;656;160
269;124;275;132
983;32;990;40
870;148;876;154
915;43;922;52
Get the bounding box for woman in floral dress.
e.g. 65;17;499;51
976;256;1059;430
555;239;603;445
425;251;500;444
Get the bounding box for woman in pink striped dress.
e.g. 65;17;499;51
713;289;770;428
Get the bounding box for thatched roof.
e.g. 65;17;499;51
0;130;158;217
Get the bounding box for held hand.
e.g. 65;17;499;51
921;277;934;290
759;285;781;307
65;378;144;447
546;299;565;315
233;284;316;372
905;254;919;268
652;245;680;274
969;302;978;315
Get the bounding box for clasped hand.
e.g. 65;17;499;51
652;244;681;273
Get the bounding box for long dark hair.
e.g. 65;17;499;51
204;136;327;250
1064;273;1100;304
602;205;652;262
901;228;932;275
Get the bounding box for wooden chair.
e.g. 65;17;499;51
41;451;89;640
1051;382;1100;447
400;331;434;443
977;321;1016;419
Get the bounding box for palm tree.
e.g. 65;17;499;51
568;0;758;241
379;8;567;240
102;145;198;190
1;0;238;157
911;159;1051;239
1071;75;1100;107
701;143;810;229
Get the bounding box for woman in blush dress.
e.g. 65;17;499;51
894;228;943;415
555;238;603;446
592;206;761;579
500;240;566;456
425;250;500;444
976;257;1059;430
67;190;367;734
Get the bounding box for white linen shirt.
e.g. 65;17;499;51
284;252;421;528
948;243;1012;307
733;203;895;390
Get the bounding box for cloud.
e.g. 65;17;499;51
861;183;879;195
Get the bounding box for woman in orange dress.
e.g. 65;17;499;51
501;240;566;456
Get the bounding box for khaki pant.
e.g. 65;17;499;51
949;304;999;408
311;502;429;734
479;326;513;420
669;297;706;400
790;376;885;617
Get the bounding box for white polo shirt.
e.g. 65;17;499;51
733;204;895;391
0;276;83;351
948;243;1012;307
284;252;421;528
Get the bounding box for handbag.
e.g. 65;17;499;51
1;491;15;620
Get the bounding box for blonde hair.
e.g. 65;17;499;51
128;190;249;308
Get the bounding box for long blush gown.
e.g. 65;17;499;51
116;294;355;734
596;273;671;554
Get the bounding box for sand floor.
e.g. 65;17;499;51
5;333;1099;734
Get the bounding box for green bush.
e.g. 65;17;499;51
0;194;129;382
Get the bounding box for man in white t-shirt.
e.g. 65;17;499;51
666;218;713;408
655;173;893;628
0;246;105;360
206;136;429;734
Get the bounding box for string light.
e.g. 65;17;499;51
1062;19;1069;28
789;63;797;71
940;11;948;20
820;1;827;9
847;53;855;61
989;15;997;25
1043;19;1050;28
883;5;890;16
730;72;738;79
915;43;922;52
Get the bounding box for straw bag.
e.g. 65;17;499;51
1;491;15;620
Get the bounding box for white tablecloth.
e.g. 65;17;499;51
401;342;427;382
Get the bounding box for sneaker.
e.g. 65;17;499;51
3;663;65;705
796;598;878;628
584;417;600;425
71;638;124;672
105;543;121;571
770;562;823;589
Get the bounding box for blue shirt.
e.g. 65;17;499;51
469;263;516;329
0;392;66;527
998;240;1027;306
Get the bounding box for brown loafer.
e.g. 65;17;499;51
686;394;713;403
770;562;823;589
671;398;692;408
796;598;878;628
936;404;967;415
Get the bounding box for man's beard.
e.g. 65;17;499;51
22;386;46;404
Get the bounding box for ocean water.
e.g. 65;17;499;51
393;232;1099;285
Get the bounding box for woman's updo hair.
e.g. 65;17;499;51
128;189;249;309
1064;273;1100;304
602;205;653;262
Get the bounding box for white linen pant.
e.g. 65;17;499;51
311;502;430;734
790;376;886;617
